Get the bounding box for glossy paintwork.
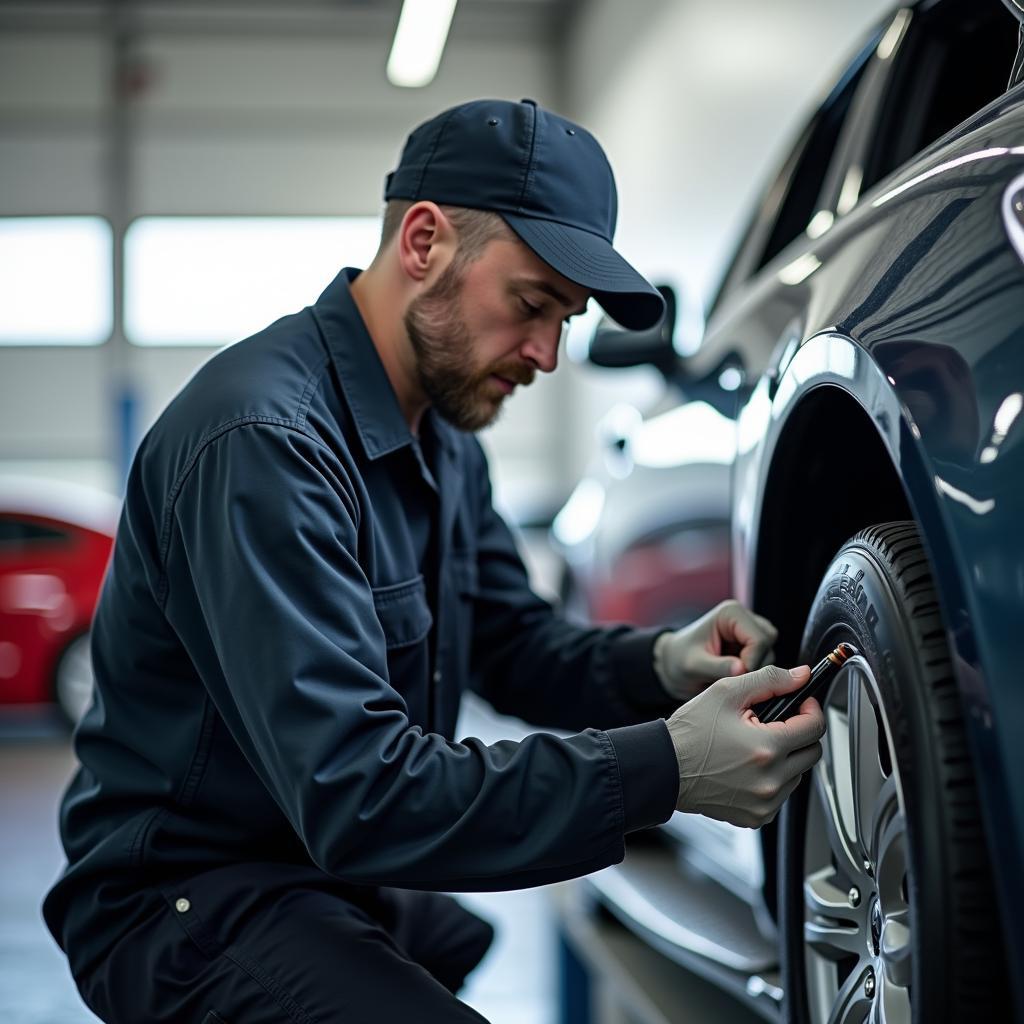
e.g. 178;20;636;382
705;77;1024;993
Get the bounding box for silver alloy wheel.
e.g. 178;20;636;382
55;633;95;725
802;654;912;1024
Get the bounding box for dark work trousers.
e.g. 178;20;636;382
74;863;496;1023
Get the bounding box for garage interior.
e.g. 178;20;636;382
5;0;1013;1022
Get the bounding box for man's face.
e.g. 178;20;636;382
405;236;590;432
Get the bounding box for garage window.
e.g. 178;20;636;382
0;217;112;346
125;216;382;346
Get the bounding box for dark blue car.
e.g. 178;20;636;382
564;0;1024;1020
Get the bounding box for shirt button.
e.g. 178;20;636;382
433;669;442;684
175;898;191;913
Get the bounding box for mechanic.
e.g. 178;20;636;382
44;98;826;1024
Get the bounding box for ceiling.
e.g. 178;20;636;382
0;0;583;44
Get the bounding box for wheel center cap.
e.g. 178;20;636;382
870;899;883;956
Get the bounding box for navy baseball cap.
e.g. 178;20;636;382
384;98;665;331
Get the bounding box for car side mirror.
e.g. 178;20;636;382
587;282;747;419
588;284;678;377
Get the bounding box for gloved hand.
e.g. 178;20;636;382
667;663;825;828
654;599;778;703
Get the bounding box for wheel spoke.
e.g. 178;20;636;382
826;964;872;1024
804;865;857;918
877;968;912;1024
804;866;865;961
868;775;900;861
805;917;863;962
813;710;865;881
880;910;912;989
873;792;909;958
848;670;887;857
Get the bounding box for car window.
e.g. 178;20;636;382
861;1;1020;193
707;27;881;318
755;71;865;270
0;517;73;550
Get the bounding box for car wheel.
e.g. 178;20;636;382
53;632;94;727
778;521;1004;1023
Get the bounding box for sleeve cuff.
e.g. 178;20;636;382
604;719;679;832
609;628;677;713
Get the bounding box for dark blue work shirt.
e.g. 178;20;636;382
44;268;679;979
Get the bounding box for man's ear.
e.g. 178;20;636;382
397;202;457;284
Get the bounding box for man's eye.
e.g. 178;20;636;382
519;298;541;317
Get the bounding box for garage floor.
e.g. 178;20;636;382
0;699;555;1024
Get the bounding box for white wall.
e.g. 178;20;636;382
0;9;565;508
556;0;896;481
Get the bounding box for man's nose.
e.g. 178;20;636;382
520;321;566;374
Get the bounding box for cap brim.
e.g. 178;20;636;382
502;214;665;331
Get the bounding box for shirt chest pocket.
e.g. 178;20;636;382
371;575;433;650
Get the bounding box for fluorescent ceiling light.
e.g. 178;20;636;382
387;0;458;88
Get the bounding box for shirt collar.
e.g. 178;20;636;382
312;267;416;461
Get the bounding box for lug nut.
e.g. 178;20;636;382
848;887;861;907
863;859;873;876
864;971;876;999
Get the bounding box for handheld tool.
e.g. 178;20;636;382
752;642;859;723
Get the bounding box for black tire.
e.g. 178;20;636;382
778;521;1005;1023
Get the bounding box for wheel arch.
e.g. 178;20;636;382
750;383;913;922
745;363;1017;988
751;386;912;667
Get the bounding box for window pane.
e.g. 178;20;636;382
861;5;1019;194
0;518;72;549
755;53;869;271
0;217;112;345
21;521;73;544
125;217;383;346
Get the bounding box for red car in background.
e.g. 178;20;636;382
0;478;117;725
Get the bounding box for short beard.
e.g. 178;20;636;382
405;258;530;432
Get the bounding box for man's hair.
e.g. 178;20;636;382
378;199;513;267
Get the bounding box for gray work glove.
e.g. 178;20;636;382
667;663;825;828
653;599;779;703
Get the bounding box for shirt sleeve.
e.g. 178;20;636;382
464;439;681;732
166;423;677;892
